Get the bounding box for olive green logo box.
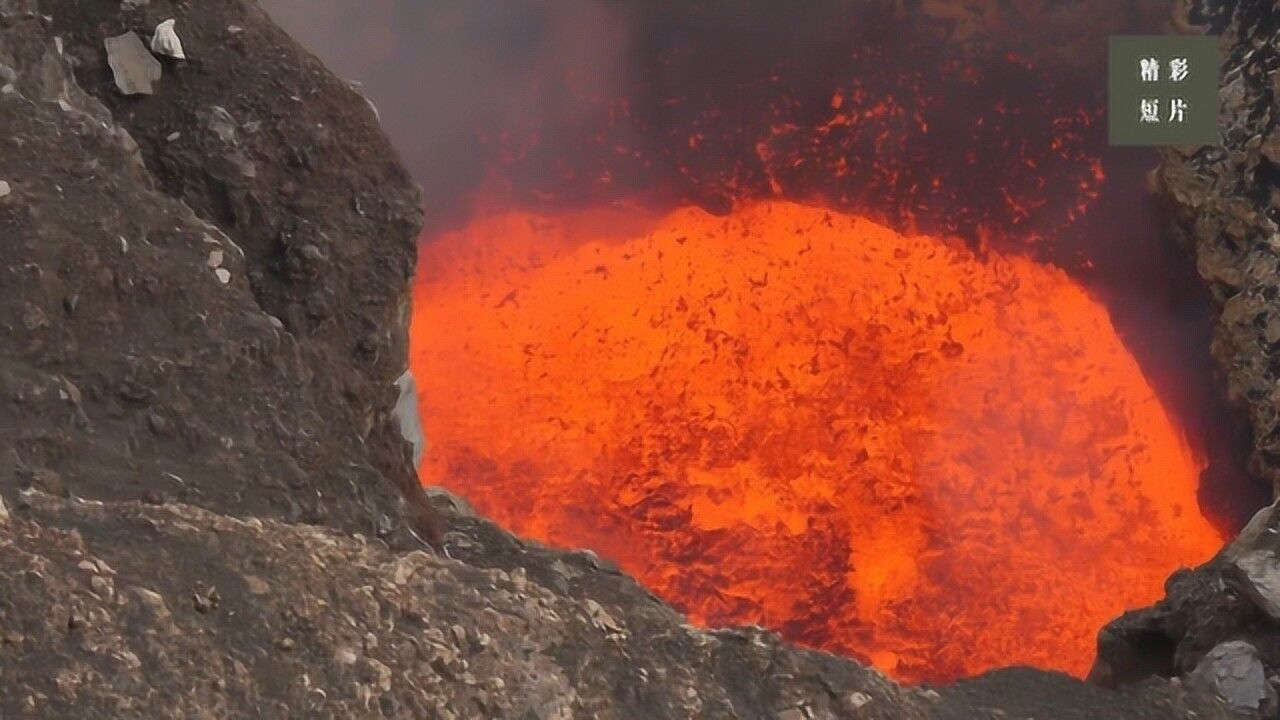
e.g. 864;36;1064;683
1108;35;1221;147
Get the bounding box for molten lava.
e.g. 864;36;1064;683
411;200;1221;683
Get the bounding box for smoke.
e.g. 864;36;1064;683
260;0;1266;529
262;0;633;227
261;0;1173;235
252;0;397;80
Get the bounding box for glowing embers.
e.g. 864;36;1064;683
411;201;1221;682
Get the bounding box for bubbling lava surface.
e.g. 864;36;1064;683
410;200;1222;683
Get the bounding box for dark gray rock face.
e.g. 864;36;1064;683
1152;0;1280;492
1188;641;1276;717
1091;0;1280;697
1091;499;1280;695
1232;550;1280;623
0;491;1238;719
0;0;436;542
0;0;1244;717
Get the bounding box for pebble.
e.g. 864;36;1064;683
334;647;358;666
151;19;187;61
90;574;113;598
128;587;168;613
0;180;10;198
104;31;161;96
362;657;392;691
215;268;232;284
192;584;220;613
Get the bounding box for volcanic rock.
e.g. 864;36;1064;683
0;0;1245;717
0;490;1240;719
150;18;185;60
1232;550;1280;622
1188;641;1277;717
104;31;160;95
1092;498;1280;693
1095;0;1280;695
1149;0;1280;494
8;0;432;543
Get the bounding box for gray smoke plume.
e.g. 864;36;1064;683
259;0;1267;528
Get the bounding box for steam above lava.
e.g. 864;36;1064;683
263;0;1238;684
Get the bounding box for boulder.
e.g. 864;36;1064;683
1188;641;1277;717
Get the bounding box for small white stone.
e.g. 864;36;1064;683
207;249;224;268
119;236;129;253
166;131;181;142
215;268;231;284
151;19;186;60
0;180;10;198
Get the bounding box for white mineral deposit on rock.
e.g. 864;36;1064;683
393;371;425;468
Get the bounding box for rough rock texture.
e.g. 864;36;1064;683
1090;500;1280;715
0;0;1244;718
1188;641;1277;716
1093;0;1280;702
1153;0;1280;492
0;0;437;543
0;491;1238;719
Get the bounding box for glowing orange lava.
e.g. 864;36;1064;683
410;200;1222;683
